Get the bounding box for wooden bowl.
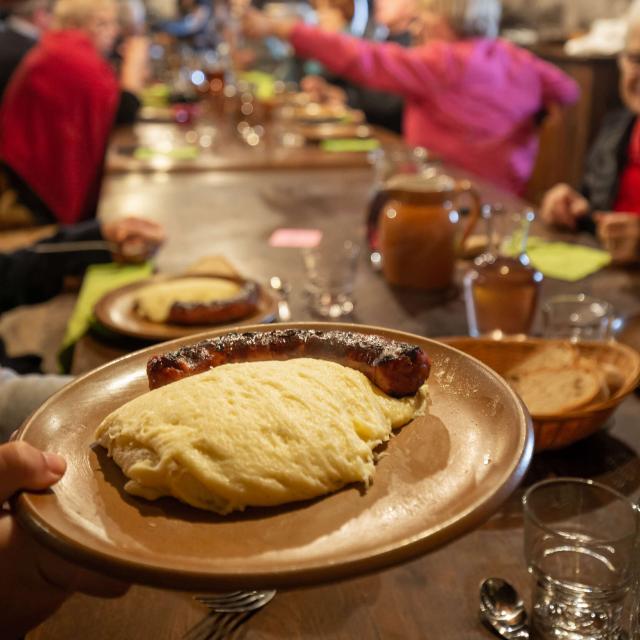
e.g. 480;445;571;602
442;337;640;452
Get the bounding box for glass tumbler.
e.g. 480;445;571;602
542;294;614;342
302;238;360;319
463;207;543;337
523;478;639;640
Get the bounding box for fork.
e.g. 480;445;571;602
194;590;277;613
183;611;253;640
183;590;277;640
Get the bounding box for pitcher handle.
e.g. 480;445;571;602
453;180;483;253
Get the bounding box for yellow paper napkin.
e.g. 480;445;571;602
238;71;276;101
508;237;611;282
141;83;171;108
133;145;199;161
320;138;380;153
58;262;153;372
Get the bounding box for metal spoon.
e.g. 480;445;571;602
479;577;529;639
269;276;292;322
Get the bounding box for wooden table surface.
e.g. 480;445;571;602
6;164;640;640
107;119;401;174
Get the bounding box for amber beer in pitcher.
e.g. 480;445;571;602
377;175;481;291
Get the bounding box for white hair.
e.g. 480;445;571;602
628;0;640;42
420;0;502;39
53;0;117;28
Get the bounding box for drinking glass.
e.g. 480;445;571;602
542;294;614;342
302;238;360;319
523;478;639;640
463;206;543;337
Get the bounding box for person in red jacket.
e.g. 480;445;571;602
242;0;580;195
540;7;640;264
0;0;145;229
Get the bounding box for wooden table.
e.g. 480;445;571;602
8;166;640;640
107;119;401;174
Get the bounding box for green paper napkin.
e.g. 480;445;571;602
504;236;611;282
141;83;171;108
58;262;153;373
238;71;276;101
320;138;380;153
134;145;200;161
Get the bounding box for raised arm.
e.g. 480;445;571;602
529;53;580;108
242;9;441;99
290;23;442;99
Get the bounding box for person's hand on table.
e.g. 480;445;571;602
595;212;640;265
540;183;590;231
241;7;296;41
101;217;165;263
301;75;347;106
0;441;128;639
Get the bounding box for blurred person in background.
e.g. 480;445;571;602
153;0;213;48
0;215;164;439
540;4;640;265
0;216;165;314
0;0;149;229
302;0;414;133
0;0;53;98
242;0;580;195
0;0;148;122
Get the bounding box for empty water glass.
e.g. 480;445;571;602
302;239;360;319
542;294;614;341
523;478;639;640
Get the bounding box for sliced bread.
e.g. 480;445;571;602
506;366;604;415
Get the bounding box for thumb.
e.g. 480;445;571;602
0;442;66;503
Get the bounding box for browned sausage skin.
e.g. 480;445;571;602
147;329;431;398
166;281;260;326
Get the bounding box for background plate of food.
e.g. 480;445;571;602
93;274;278;342
14;323;532;590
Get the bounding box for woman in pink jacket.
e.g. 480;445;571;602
243;0;580;195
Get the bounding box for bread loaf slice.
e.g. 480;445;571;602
506;367;603;415
508;344;579;377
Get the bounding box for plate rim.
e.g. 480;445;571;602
15;322;533;590
93;273;278;341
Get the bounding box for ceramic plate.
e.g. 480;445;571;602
296;123;372;142
93;275;278;341
15;323;533;590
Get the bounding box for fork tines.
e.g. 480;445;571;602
183;611;251;640
194;589;277;613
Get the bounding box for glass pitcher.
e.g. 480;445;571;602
463;206;543;337
377;173;482;291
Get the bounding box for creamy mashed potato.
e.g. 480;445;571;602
135;278;242;323
95;358;428;514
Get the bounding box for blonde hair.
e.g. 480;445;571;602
419;0;502;39
53;0;117;28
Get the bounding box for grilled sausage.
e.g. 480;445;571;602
147;329;430;397
166;281;260;326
